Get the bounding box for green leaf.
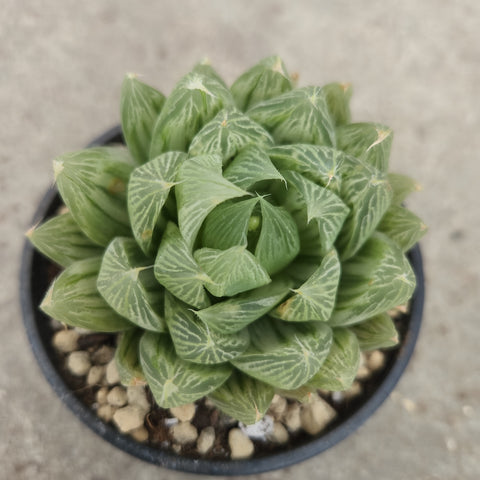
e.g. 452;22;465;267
281;170;349;253
388;173;422;205
232;318;333;390
149;70;234;157
139;331;232;408
54;146;135;246
40;257;132;332
175;154;250;249
201;197;260;250
336;156;393;260
164;292;250;364
350;313;399;351
254;198;300;275
231;55;293;111
247;86;336;147
268;144;346;194
323;82;352;126
283;255;323;285
223;144;285;191
195;276;293;334
306;328;360;391
330;232;416;326
27;212;103;268
115;329;146;386
377;204;428;252
154;222;211;309
188;107;274;163
120;74;165;164
194;246;271;297
97;237;165;332
192;60;229;88
208;371;275;425
272;248;340;322
336;122;393;172
128;152;186;255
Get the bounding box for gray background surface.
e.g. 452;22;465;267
2;1;479;479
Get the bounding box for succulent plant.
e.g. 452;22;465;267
28;56;426;425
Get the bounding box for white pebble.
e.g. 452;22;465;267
52;329;79;353
300;398;337;435
240;415;274;440
169;403;196;422
127;386;150;414
91;345;115;365
268;422;289;444
343;381;363;400
366;350;385;371
170;422;198;444
283;403;301;432
86;365;105;386
268;394;288;420
113;405;145;433
130;426;149;443
96;387;109;405
107;386;128;407
105;358;120;385
228;428;254;459
67;351;91;376
197;426;215;455
97;404;116;422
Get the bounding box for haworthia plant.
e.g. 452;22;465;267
28;57;426;425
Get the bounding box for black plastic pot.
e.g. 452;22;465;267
20;126;425;476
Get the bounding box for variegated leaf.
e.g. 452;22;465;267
306;328;360;391
255;198;300;275
208;371;275;425
336;122;393;172
247;86;336;147
378;204;428;252
115;329;146;386
149;70;234;157
230;55;293;111
175;154;250;248
330;232;416;326
281;170;349;253
194;246;271;297
54;146;134;246
232;318;333;390
268;144;346;194
192;60;229;88
272;248;340;322
120;74;165;164
350;313;399;351
27;212;103;268
154;222;211;309
388;173;422;205
195;276;293;334
336;155;393;260
283;255;323;285
97;237;165;332
128;152;187;255
188;107;274;163
201;197;260;250
223;144;285;191
164;292;250;364
323;82;352;126
40;257;132;332
139;331;232;408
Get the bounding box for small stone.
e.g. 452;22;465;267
127;386;150;414
113;405;145;433
91;345;115;365
300;397;337;435
169;403;196;422
343;381;363;400
366;350;385;371
97;404;116;422
52;329;80;353
268;422;289;444
356;353;371;380
67;351;91;376
172;444;182;454
283;403;301;432
105;358;120;385
130;426;149;443
86;365;105;386
170;422;198;444
96;387;109;405
197;426;215;455
240;415;274;440
228;428;254;460
107;386;128;407
268;394;287;420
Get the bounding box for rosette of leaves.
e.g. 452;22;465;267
28;56;427;425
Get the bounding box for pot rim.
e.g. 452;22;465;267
19;126;425;476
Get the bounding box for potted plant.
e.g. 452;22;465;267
21;56;426;475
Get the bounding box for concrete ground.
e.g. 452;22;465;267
2;1;479;479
